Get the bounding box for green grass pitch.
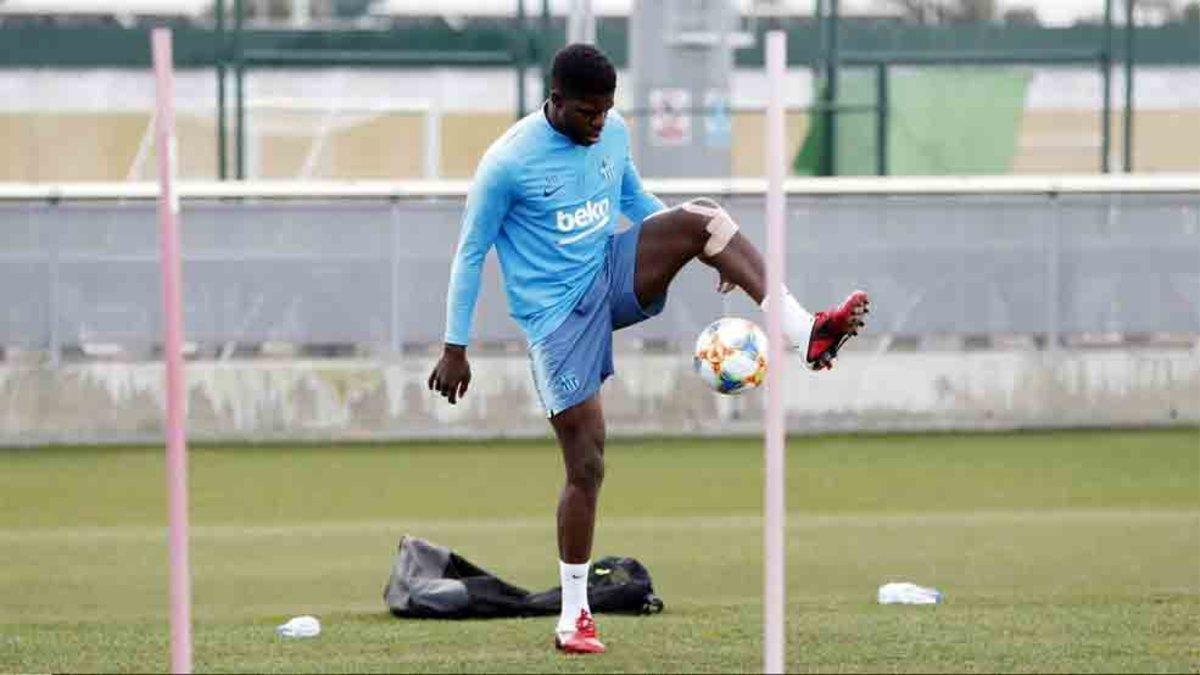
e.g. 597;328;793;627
1;428;1197;673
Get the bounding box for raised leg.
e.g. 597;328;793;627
633;200;767;308
631;198;869;370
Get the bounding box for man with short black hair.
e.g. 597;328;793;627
429;43;868;654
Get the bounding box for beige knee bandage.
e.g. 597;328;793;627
680;197;740;257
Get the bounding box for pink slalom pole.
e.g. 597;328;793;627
763;29;788;675
152;27;193;675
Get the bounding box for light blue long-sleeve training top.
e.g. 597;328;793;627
443;108;666;346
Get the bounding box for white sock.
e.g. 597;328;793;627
761;287;816;353
557;560;591;635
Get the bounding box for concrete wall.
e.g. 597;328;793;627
1;347;1195;446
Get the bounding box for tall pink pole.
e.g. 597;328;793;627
152;27;192;675
763;29;788;675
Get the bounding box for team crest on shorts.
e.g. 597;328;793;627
555;372;581;394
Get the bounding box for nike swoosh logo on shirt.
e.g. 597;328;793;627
557;215;610;246
543;183;565;197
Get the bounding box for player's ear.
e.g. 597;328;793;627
549;90;564;110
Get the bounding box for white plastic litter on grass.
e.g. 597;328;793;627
877;582;943;605
276;615;321;638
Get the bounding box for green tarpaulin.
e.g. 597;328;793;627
795;67;1031;176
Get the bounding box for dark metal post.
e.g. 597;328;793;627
815;0;826;61
540;0;551;101
216;0;227;179
875;61;888;176
822;0;839;176
813;0;825;174
234;0;246;179
1123;0;1135;172
1101;0;1112;173
516;0;527;119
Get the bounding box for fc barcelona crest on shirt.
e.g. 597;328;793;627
599;157;615;184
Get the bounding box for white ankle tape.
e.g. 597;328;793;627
681;198;740;258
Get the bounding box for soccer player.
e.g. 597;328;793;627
428;44;868;654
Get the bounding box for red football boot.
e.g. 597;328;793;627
806;290;870;371
554;609;606;655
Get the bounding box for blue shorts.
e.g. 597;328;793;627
528;222;666;417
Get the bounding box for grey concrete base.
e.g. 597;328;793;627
0;348;1196;446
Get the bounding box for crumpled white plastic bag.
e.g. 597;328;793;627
276;615;321;638
877;582;943;605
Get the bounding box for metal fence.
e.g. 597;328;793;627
0;176;1196;357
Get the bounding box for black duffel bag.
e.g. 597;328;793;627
384;535;664;619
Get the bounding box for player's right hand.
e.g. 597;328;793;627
428;344;471;405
